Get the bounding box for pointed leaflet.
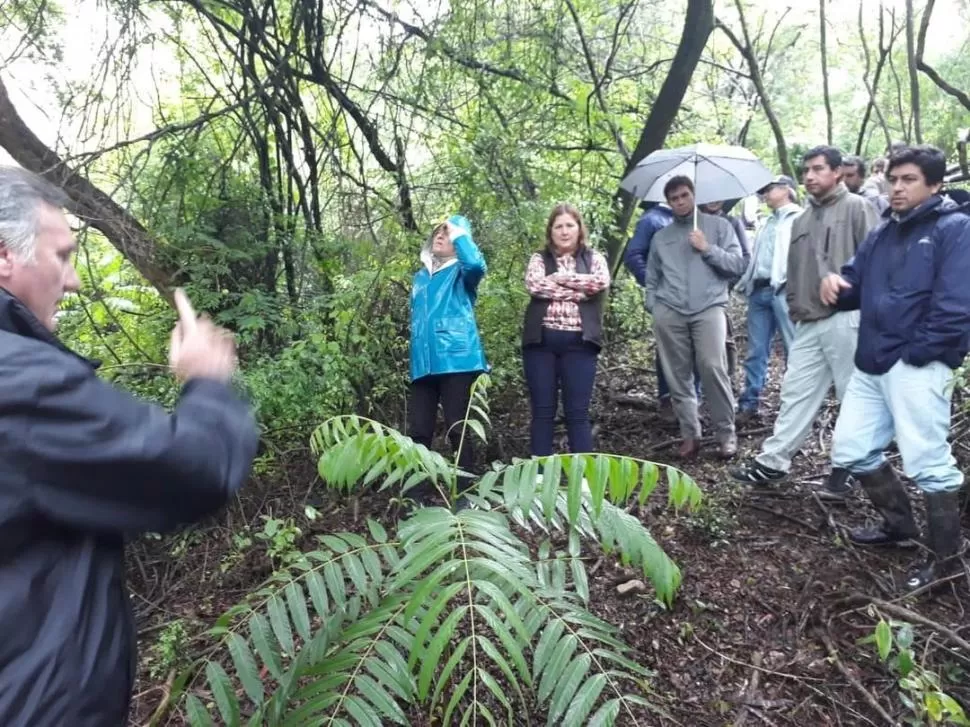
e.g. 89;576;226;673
185;694;215;727
518;458;539;515
430;637;472;708
546;653;592;725
267;594;295;658
205;660;241;726
560;672;608;725
566;456;585;524
248;611;283;680
537;633;578;702
541;456;562;519
285;581;312;642
638;463;660;505
417;605;469;699
227;632;264;707
533;619;566;680
442;669;474;726
355;673;408;724
342;694;383;727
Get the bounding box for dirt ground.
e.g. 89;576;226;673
128;309;970;726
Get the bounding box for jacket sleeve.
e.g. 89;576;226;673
730;216;751;271
853;198;880;248
905;218;970;367
623;214;655;287
701;219;747;278
644;243;661;312
12;349;259;535
449;215;486;292
525;253;583;301
835;230;875;311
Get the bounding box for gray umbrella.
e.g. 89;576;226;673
621;143;774;227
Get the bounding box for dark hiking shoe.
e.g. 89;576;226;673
678;439;701;459
736;409;760;428
718;434;738;459
849;463;919;545
816;467;856;501
729;459;786;484
905;490;964;590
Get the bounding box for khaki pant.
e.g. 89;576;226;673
757;310;859;472
654;303;736;440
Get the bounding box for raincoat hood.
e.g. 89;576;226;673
420;215;474;274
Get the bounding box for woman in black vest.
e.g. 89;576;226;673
522;203;611;456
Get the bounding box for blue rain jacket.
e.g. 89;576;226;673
409;215;489;381
837;195;970;374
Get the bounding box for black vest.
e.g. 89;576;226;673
522;247;605;349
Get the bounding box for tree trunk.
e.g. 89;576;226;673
819;0;833;144
905;0;922;142
605;0;715;271
717;8;795;181
0;77;178;299
915;0;970;113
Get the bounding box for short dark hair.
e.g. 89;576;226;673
663;175;694;199
802;145;842;170
887;144;947;185
842;155;866;177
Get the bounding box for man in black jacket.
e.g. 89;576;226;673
0;166;259;725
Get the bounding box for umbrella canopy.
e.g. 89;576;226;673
621;143;774;207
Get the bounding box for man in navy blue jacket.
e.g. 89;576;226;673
820;145;969;590
0;166;258;725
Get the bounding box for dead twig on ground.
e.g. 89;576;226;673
816;629;900;727
733;650;763;727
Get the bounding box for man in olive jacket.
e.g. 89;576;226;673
0;167;258;726
645;176;746;459
731;146;879;491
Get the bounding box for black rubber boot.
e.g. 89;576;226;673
817;467;855;501
905;490;964;591
849;463;920;545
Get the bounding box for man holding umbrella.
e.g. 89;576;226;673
645;176;746;458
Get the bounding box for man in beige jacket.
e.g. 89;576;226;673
731;146;879;492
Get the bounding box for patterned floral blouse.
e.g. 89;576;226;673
524;248;611;331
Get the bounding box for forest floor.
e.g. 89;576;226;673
129;304;970;726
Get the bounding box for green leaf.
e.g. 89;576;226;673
185;694;215;727
417;606;469;699
285;582;312;642
537;633;578;702
571;557;590;604
588;697;622;726
561;672;608;725
249;611;283;680
356;673;408;724
205;660;240;726
639;463;660;505
567;456;585;524
547;654;592;725
443;669;474;726
541;456;562;519
267;594;295;657
366;519;388;543
875;619;892;661
227;632;264;706
342;694;383;727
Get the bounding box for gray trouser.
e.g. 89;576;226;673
756;310;859;472
653;303;736;440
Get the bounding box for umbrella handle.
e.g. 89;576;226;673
693;204;698;230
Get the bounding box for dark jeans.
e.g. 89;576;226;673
523;329;599;456
408;372;477;501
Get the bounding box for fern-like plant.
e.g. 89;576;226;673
179;409;702;726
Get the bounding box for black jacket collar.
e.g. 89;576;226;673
0;288;99;368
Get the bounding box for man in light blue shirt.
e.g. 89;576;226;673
735;176;802;418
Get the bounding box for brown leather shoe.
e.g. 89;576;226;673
718;434;738;459
678;439;701;459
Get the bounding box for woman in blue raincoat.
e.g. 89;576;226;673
408;215;488;505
